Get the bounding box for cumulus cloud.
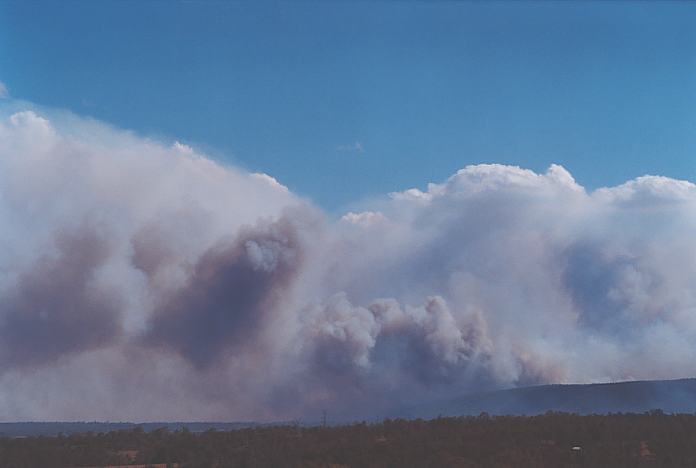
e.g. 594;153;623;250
0;81;8;99
2;99;696;421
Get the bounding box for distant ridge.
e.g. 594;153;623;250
0;422;260;437
4;378;696;437
411;378;696;418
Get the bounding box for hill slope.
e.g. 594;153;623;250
412;378;696;417
2;378;696;436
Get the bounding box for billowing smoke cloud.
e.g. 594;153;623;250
2;101;696;421
142;211;312;368
0;224;121;369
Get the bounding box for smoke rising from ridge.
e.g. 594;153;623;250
1;103;696;420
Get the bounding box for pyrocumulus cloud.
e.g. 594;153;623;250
1;101;696;421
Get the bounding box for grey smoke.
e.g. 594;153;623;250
0;224;122;369
141;213;309;368
1;104;696;421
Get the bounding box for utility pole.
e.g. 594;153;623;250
321;410;327;427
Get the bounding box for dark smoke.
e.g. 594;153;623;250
140;213;308;368
0;224;122;370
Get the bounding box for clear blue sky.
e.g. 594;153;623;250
1;1;696;210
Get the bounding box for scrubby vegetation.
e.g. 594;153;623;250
0;411;693;467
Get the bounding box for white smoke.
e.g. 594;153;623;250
1;101;696;421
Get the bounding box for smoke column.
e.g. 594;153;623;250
1;103;696;421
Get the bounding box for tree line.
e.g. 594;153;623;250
0;410;692;467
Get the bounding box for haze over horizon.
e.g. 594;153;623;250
1;1;696;422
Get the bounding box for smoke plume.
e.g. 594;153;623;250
1;102;696;421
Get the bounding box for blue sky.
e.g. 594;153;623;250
1;1;696;210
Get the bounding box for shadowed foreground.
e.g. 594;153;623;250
0;412;693;467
